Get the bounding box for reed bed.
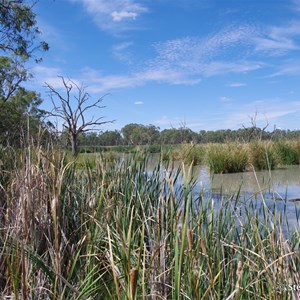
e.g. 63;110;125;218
162;140;300;173
0;145;299;299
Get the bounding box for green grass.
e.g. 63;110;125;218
0;145;299;299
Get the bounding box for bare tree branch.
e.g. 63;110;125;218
45;76;114;155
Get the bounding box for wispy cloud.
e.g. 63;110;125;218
144;24;267;82
134;100;144;105
219;96;231;102
268;60;300;77
291;0;300;11
202;61;263;77
149;24;257;73
30;65;82;90
253;21;300;55
153;116;204;129
112;42;134;64
32;19;300;92
223;99;300;129
146;21;300;81
69;0;148;32
227;82;247;87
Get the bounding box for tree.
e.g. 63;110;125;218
0;0;49;145
121;123;160;145
0;0;48;100
0;87;47;146
99;130;122;146
0;0;48;57
46;76;113;155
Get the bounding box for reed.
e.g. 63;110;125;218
206;143;249;173
0;144;299;299
249;141;277;170
273;140;299;166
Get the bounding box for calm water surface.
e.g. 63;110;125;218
147;155;300;231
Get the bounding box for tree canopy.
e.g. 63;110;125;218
0;0;49;146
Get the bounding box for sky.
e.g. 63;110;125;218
27;0;300;132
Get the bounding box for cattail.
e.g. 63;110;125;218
130;268;138;299
199;238;207;256
176;209;182;223
88;195;96;209
187;228;193;251
235;260;243;289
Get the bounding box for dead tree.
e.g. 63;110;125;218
45;76;113;155
242;111;271;142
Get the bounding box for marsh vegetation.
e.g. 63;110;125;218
0;143;299;299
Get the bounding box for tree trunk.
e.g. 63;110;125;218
70;132;77;156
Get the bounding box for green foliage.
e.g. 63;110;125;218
273;141;299;165
74;124;300;150
121;123;160;145
206;143;249;173
160;127;199;144
0;147;299;299
0;0;48;101
0;88;47;147
0;0;48;59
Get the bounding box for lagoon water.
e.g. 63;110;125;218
146;155;300;231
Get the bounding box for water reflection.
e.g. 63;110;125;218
193;165;300;200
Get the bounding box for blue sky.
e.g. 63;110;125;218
28;0;300;131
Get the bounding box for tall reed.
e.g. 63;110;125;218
0;145;299;299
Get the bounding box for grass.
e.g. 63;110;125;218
0;144;299;299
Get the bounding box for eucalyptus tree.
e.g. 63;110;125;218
0;0;49;146
46;76;113;155
0;0;48;101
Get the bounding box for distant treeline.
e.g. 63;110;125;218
77;123;300;147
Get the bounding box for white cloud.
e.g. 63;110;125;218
269;60;300;77
252;21;300;55
146;24;266;81
112;42;134;64
219;96;231;102
70;0;148;32
30;65;81;90
145;21;300;82
227;82;247;87
111;11;137;22
134;101;144;105
150;24;256;72
202;61;263;77
31;18;300;93
77;68;201;93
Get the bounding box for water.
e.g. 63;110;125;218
147;155;300;231
192;165;300;232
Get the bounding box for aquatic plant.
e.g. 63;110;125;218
249;141;277;170
0;146;299;299
206;143;249;173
